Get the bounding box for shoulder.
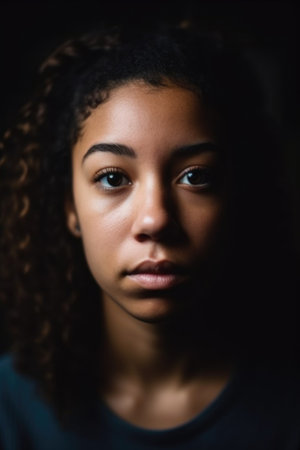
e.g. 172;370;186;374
251;358;300;393
0;353;20;377
0;353;15;373
0;353;42;422
0;353;36;401
0;354;102;449
0;354;68;449
238;357;300;423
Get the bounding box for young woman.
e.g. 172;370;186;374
0;23;299;449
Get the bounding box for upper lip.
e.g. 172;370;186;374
128;260;186;275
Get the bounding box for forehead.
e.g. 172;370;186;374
74;81;215;157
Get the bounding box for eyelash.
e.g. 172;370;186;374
176;166;213;189
93;167;131;190
93;166;213;191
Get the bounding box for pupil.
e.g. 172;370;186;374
187;170;206;184
108;173;122;186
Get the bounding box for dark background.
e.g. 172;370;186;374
0;1;299;353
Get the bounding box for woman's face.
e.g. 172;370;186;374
67;81;226;322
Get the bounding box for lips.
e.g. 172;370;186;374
126;260;187;290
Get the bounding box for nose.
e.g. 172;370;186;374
131;180;178;243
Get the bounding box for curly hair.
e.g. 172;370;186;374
0;23;296;424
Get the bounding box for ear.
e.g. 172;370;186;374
65;194;81;238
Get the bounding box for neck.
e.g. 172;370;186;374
99;294;233;390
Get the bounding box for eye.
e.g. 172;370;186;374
177;167;213;188
94;168;131;190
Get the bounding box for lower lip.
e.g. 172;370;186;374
127;273;184;290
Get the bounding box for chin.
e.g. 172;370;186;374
124;297;183;324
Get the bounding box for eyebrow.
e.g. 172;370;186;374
82;141;218;165
172;142;218;158
82;143;136;164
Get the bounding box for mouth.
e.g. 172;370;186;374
126;260;188;290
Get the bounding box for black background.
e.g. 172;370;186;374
0;1;299;352
0;1;299;132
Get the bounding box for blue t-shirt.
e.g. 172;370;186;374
0;354;299;449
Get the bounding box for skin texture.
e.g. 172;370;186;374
66;81;232;429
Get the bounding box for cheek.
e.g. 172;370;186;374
79;216;121;288
74;177;130;239
76;198;131;276
182;197;224;251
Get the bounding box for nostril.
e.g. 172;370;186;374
135;223;183;244
135;233;150;243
